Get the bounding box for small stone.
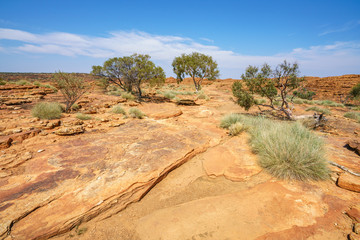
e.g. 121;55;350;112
337;172;360;192
55;126;85;136
101;119;109;122
37;149;45;153
39;131;48;136
12;129;22;134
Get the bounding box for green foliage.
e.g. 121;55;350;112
128;107;145;119
0;79;6;85
31;102;63;119
92;54;165;99
248;117;329;180
231;81;255;111
350;83;360;100
222;115;329;180
293;87;316;100
96;78;110;90
314;100;344;107
121;92;135;100
76;113;92;120
54;71;87;112
220;113;243;129
305;106;331;115
163;91;176;99
293;98;304;104
233;61;303;119
43;84;58;92
228;122;246;136
16;80;31;85
344;112;360;122
112;105;126;115
33;81;42;86
172;52;219;91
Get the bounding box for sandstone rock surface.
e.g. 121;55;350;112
337;172;360;192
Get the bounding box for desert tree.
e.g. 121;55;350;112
172;52;219;91
232;60;303;119
53;71;88;113
92;54;165;100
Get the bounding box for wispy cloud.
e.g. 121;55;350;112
200;37;214;43
319;20;360;36
0;28;359;77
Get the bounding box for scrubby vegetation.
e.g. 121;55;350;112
112;105;126;115
228;122;246;136
293;87;316;100
220;114;329;180
31;102;63;119
306;106;331;115
92;54;165;100
121;92;135;100
76;113;92;120
54;71;88;112
172;52;219;91
220;113;243;129
0;78;7;85
344;112;360;122
129;107;145;119
232;61;303;119
16;80;31;85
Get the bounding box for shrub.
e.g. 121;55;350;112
350;83;360;100
43;84;58;92
315;100;344;107
54;71;87;112
344;112;360;122
247;117;329;180
0;79;6;85
31;102;62;119
121;92;135;100
129;108;145;119
220;113;243;129
293;98;304;104
255;99;266;104
228;122;246;136
16;80;31;85
197;92;209;100
306;106;331;115
163;91;176;99
76;113;92;120
33;81;42;87
112;105;126;115
293;87;316;100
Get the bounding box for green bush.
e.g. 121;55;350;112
350;83;360;100
33;81;42;87
43;84;58;92
121;92;135;100
129;107;145;119
0;79;7;85
31;102;63;119
76;113;92;120
293;98;304;104
228;122;246;136
315;100;344;108
229;115;329;180
16;80;31;85
344;112;360;122
306;106;331;115
163;91;176;99
255;99;266;104
220;113;243;129
293;88;316;100
112;105;126;115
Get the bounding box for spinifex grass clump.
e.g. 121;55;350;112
129;107;145;119
344;112;360;122
220;113;243;129
112;105;126;115
220;113;329;180
31;102;63;119
76;113;92;120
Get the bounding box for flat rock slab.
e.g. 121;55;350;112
202;134;262;181
0;120;221;240
337;172;360;192
135;181;329;240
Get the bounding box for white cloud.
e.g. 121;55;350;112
0;28;359;77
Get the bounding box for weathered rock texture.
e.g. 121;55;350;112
0;120;221;240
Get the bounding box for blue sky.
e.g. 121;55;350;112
0;0;359;78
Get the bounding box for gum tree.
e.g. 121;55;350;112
92;54;165;100
232;60;303;119
172;52;219;91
